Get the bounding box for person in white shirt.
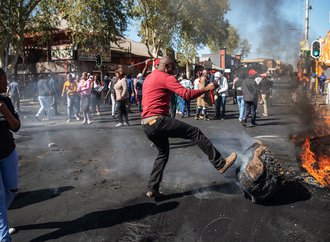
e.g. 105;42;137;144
214;72;228;120
193;71;203;90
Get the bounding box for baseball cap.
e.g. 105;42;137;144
248;69;257;75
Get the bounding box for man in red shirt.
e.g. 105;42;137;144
141;56;237;198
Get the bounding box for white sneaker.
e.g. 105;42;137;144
115;123;123;127
82;120;87;124
123;122;130;126
66;119;71;123
87;120;92;124
9;227;16;235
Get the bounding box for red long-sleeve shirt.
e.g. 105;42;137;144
141;69;202;118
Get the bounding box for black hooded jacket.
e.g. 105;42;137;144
242;76;259;103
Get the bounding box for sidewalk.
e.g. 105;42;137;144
315;93;330;116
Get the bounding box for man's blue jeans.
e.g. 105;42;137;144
66;95;79;120
181;99;191;116
0;150;18;242
237;96;245;121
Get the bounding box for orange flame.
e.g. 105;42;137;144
300;109;330;187
301;138;330;186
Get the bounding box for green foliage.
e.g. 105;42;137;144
176;33;197;69
60;0;132;48
131;0;237;63
208;25;251;58
0;0;132;69
27;0;60;45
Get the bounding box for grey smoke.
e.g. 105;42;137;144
229;0;301;65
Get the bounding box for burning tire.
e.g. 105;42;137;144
237;141;284;204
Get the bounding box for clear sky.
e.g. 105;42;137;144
125;0;330;62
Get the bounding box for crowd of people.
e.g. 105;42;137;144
3;59;278;129
168;67;273;127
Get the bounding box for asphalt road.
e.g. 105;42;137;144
9;79;330;242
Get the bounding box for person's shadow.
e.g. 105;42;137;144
15;201;179;241
9;186;74;209
154;182;242;202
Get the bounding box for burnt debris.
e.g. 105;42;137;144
237;142;284;204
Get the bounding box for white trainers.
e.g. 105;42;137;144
87;120;92;124
9;227;16;235
123;122;130;126
82;120;87;124
115;123;123;127
145;190;164;198
66;119;71;123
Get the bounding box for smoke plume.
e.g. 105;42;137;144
229;0;302;65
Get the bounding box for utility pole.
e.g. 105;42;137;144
305;0;309;43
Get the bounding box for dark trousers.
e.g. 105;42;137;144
116;100;128;123
243;101;257;124
215;95;226;118
170;94;177;118
51;95;59;114
142;116;225;192
137;94;143;112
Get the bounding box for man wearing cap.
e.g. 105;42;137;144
242;69;259;127
141;56;237;198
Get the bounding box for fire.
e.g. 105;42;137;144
300;109;330;187
301;138;330;186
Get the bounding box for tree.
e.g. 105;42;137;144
0;0;43;71
208;26;251;58
176;33;198;78
0;0;132;72
209;26;239;53
235;38;251;58
58;0;131;48
131;0;232;60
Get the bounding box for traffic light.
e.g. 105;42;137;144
311;40;321;58
95;54;102;67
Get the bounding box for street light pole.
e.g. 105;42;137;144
305;0;309;43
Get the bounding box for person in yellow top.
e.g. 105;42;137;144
62;73;80;122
